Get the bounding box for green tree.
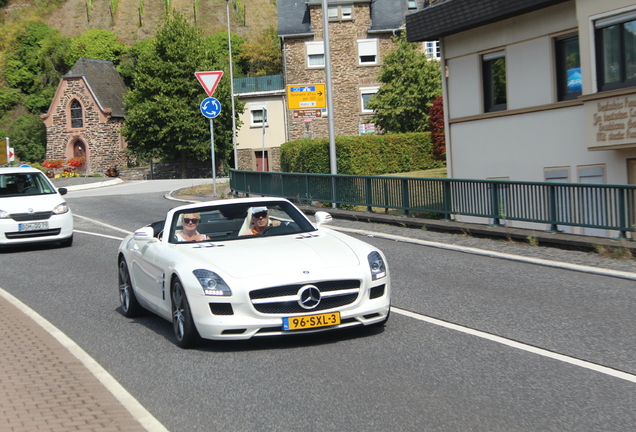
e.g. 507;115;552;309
8;113;47;162
368;31;442;133
237;26;282;76
4;20;71;113
66;29;127;67
121;12;242;178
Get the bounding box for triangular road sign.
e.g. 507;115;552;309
195;71;224;97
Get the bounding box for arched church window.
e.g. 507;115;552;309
71;100;83;128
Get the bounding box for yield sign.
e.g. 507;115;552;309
195;71;224;97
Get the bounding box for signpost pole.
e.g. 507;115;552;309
321;0;337;208
261;108;266;172
209;118;217;197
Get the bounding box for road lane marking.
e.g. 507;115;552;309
74;229;125;241
392;306;636;384
0;287;169;432
73;213;133;235
333;226;636;281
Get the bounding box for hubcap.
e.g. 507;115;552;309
119;262;130;311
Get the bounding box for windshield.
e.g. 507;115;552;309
169;201;316;243
0;172;56;197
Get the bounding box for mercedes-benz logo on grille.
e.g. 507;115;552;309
298;285;321;310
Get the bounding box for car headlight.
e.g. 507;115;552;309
0;209;9;219
52;202;69;215
368;251;387;280
193;269;232;296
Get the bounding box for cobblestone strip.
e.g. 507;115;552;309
0;293;157;432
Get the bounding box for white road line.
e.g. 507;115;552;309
0;288;169;432
392;306;636;384
74;229;125;241
73;213;133;235
332;226;636;281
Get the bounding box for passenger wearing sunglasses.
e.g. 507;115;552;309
240;207;280;236
176;213;209;242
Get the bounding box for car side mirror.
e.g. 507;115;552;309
58;187;67;196
315;211;332;227
133;226;155;240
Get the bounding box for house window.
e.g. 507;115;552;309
251;106;268;127
360;86;379;112
425;41;440;59
556;34;581;101
358;39;378;65
482;51;507;112
407;0;417;10
70;99;83;128
328;4;352;20
595;11;636;91
306;41;325;68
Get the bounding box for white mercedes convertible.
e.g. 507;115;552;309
117;197;391;348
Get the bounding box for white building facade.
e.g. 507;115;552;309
406;0;636;236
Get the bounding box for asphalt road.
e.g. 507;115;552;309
2;180;636;431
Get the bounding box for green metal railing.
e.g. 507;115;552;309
230;169;636;238
233;75;284;94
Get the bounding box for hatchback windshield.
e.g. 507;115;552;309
0;172;57;197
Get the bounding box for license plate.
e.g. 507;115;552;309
19;221;49;231
283;312;341;330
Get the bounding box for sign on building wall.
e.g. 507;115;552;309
587;93;636;150
287;84;326;109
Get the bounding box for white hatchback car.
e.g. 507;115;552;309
0;167;74;247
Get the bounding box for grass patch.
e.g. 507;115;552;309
383;168;447;178
177;182;229;195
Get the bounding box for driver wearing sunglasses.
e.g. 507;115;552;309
175;212;210;242
241;207;280;236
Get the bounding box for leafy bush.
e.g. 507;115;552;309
281;133;444;175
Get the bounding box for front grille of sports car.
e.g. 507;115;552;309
11;211;53;221
250;280;360;315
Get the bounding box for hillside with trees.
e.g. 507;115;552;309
0;0;280;168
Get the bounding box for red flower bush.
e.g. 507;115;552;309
67;157;86;167
42;159;64;169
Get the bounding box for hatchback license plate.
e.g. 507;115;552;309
283;312;341;330
19;221;49;231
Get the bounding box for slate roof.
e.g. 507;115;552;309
405;0;570;42
278;0;411;37
64;58;127;117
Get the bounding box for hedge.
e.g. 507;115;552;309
280;132;444;175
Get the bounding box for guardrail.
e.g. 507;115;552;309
230;169;636;238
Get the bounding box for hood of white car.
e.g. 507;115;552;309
0;193;65;213
179;232;361;279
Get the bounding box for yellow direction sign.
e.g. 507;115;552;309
287;84;326;110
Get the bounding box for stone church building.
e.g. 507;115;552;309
41;58;129;174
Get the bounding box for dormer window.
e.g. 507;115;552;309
328;4;353;20
70;100;83;128
407;0;417;10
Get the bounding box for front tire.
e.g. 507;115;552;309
171;278;200;348
119;257;142;317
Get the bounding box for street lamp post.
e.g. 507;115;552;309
226;0;238;170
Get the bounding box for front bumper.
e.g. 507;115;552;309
0;213;74;246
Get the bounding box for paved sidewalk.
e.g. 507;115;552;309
0;293;151;432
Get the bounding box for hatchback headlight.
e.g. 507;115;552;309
0;209;9;219
368;251;387;280
52;202;69;215
193;269;232;296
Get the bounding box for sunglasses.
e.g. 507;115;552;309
183;218;200;224
252;212;268;218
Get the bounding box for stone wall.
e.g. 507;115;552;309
283;3;391;141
